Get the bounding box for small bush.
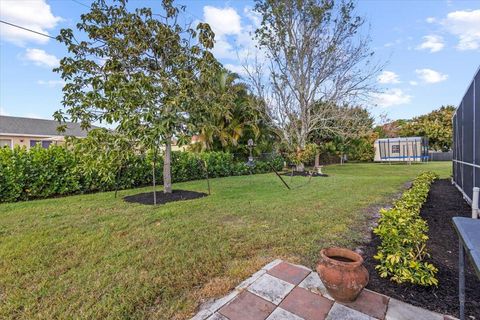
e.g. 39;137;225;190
373;171;438;286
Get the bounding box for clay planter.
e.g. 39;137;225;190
316;247;369;302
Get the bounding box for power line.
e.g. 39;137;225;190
0;20;57;40
71;0;90;9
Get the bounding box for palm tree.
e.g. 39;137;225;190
191;69;261;153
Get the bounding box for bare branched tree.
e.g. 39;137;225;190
244;0;382;169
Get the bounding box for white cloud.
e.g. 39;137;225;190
24;48;59;68
372;89;412;108
426;17;436;23
202;6;242;59
415;68;448;83
201;5;263;62
224;63;249;76
203;6;241;38
384;39;402;48
409;80;418;86
442;10;480;50
243;6;262;27
37;79;65;87
416;35;444;52
0;0;62;46
378;71;401;84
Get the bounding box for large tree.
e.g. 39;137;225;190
246;0;380;169
401;105;455;151
54;0;218;197
310;105;374;165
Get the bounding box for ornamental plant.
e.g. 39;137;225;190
373;171;439;286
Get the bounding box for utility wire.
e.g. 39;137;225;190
71;0;90;8
0;20;57;40
0;4;203;44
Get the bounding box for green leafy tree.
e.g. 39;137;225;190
373;119;408;139
67;129;143;197
310;105;374;165
401;106;455;151
54;0;217;199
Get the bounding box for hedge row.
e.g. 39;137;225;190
373;171;439;286
0;145;283;203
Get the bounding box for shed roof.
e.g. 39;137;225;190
0;115;97;138
375;137;424;143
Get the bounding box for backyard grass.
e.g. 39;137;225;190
0;162;451;319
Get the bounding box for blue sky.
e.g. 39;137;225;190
0;0;479;123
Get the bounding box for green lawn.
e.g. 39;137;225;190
0;162;451;319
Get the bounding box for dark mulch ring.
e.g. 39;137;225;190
282;171;328;177
123;190;207;205
362;179;480;318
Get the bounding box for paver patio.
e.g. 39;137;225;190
191;260;458;320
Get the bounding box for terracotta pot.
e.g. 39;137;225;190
316;247;369;302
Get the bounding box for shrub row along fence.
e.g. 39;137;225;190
0;145;283;203
373;171;438;286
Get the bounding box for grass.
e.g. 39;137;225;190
0;162;451;319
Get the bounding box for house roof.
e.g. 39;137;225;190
0;115;97;138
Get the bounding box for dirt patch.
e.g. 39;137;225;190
355;181;412;251
124;190;207;205
362;179;480;318
281;171;328;177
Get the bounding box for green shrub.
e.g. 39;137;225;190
0;145;284;202
373;171;438;286
0;145;80;202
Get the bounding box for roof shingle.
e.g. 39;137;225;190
0;115;96;137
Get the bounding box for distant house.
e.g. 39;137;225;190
0;115;95;149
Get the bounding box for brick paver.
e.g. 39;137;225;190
267;262;311;285
280;287;334;320
298;271;333;300
248;274;295;305
191;260;458;320
219;291;275;320
341;289;389;319
265;307;303;320
326;303;373;320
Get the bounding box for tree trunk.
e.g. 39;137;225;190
296;163;305;172
314;152;320;168
163;139;172;193
114;166;121;198
152;151;157;205
296;145;305;172
203;160;211;195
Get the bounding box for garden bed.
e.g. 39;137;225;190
363;179;480;318
124;189;207;205
282;170;328;177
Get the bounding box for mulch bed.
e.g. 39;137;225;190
282;171;328;177
362;179;480;318
123;190;207;205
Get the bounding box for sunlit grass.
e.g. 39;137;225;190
0;162;451;319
